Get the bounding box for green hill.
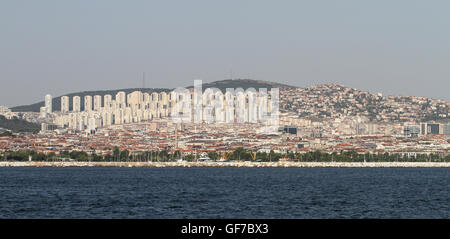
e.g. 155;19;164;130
0;115;40;133
187;79;296;92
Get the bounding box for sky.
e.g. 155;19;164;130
0;0;449;107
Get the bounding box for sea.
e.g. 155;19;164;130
0;167;448;218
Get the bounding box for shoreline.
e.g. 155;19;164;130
0;161;449;168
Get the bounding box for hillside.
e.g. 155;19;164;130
0;115;40;133
280;83;449;122
11;79;296;112
186;79;297;92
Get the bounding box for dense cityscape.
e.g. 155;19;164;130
1;1;449;222
1;80;449;162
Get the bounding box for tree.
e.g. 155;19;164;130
174;150;182;160
184;154;194;162
104;154;113;162
91;153;103;162
159;150;168;161
120;149;129;161
233;147;247;161
113;147;120;161
207;151;219;161
256;152;267;161
69;151;88;161
47;152;57;161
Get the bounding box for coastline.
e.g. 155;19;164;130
0;161;449;168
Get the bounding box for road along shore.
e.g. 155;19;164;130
0;161;449;168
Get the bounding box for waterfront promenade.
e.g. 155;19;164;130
0;161;449;168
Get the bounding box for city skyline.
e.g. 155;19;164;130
5;78;450;109
1;0;449;223
1;0;450;107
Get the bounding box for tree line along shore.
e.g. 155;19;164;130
0;161;449;168
1;147;449;163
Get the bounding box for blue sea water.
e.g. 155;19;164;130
0;167;448;218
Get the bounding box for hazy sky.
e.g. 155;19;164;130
1;0;449;107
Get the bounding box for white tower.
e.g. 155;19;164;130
73;96;81;112
94;95;102;111
61;96;69;113
39;106;47;118
116;91;126;109
84;95;92;112
104;94;112;109
45;94;52;114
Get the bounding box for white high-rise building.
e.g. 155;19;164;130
94;95;102;111
104;94;112;109
127;91;143;111
143;93;150;107
45;94;52;114
61;96;69;113
54;88;275;130
87;117;96;132
116;91;126;109
39;106;47;118
84;95;92;112
73;96;81;112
